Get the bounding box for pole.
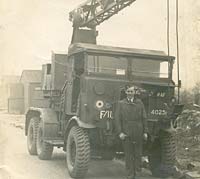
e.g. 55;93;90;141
167;0;170;56
176;0;180;103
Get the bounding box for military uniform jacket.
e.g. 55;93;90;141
115;98;148;140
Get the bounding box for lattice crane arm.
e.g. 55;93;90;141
69;0;136;28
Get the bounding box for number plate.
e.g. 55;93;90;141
150;109;167;116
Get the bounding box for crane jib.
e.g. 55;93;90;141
69;0;136;28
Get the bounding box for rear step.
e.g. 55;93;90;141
44;139;64;147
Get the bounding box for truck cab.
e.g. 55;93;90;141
65;43;175;127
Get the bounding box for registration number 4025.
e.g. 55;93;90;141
151;109;167;116
100;110;113;119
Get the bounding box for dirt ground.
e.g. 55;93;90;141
0;110;200;179
0;111;125;179
0;110;160;179
176;108;200;172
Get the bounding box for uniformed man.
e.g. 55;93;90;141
115;86;148;179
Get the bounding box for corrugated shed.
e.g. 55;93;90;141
9;83;24;98
20;70;42;84
8;98;24;114
0;75;20;109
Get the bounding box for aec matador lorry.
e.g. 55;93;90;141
24;0;183;178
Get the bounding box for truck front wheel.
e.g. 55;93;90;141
66;126;90;178
27;117;39;155
148;131;176;178
36;121;53;160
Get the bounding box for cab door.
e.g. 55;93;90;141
65;53;85;114
65;55;74;114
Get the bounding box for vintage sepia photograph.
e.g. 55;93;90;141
0;0;200;179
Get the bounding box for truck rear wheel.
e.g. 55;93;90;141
36;121;53;160
149;131;176;178
27;117;39;155
66;126;90;178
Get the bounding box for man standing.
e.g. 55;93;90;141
115;86;148;179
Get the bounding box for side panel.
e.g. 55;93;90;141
51;52;68;90
39;108;59;140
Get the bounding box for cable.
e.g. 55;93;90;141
166;0;171;101
176;0;180;103
167;0;170;56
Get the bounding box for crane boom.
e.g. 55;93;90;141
69;0;136;28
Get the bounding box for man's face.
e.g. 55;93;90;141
126;88;135;99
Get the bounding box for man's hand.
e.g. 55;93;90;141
143;133;148;141
119;133;127;140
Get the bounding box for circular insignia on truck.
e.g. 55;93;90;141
96;100;104;109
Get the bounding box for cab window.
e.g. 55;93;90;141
87;54;127;75
130;58;169;78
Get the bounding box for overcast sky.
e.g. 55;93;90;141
0;0;199;88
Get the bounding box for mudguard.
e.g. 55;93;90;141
25;107;59;140
68;116;96;129
64;116;96;142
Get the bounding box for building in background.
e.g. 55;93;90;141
0;75;20;110
7;70;49;114
7;83;24;114
20;70;49;113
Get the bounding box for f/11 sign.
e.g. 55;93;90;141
100;110;113;119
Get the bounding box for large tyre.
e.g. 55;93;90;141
148;131;176;178
66;126;90;178
27;117;39;155
36;121;53;160
161;132;176;166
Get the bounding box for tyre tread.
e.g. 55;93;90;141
67;126;90;178
37;121;53;160
27;117;39;155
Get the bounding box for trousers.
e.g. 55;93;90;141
123;137;142;177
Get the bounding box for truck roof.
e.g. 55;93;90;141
68;43;175;60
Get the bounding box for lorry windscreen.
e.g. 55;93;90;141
87;55;127;75
87;54;169;78
130;58;169;78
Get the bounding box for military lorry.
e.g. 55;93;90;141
25;0;183;178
